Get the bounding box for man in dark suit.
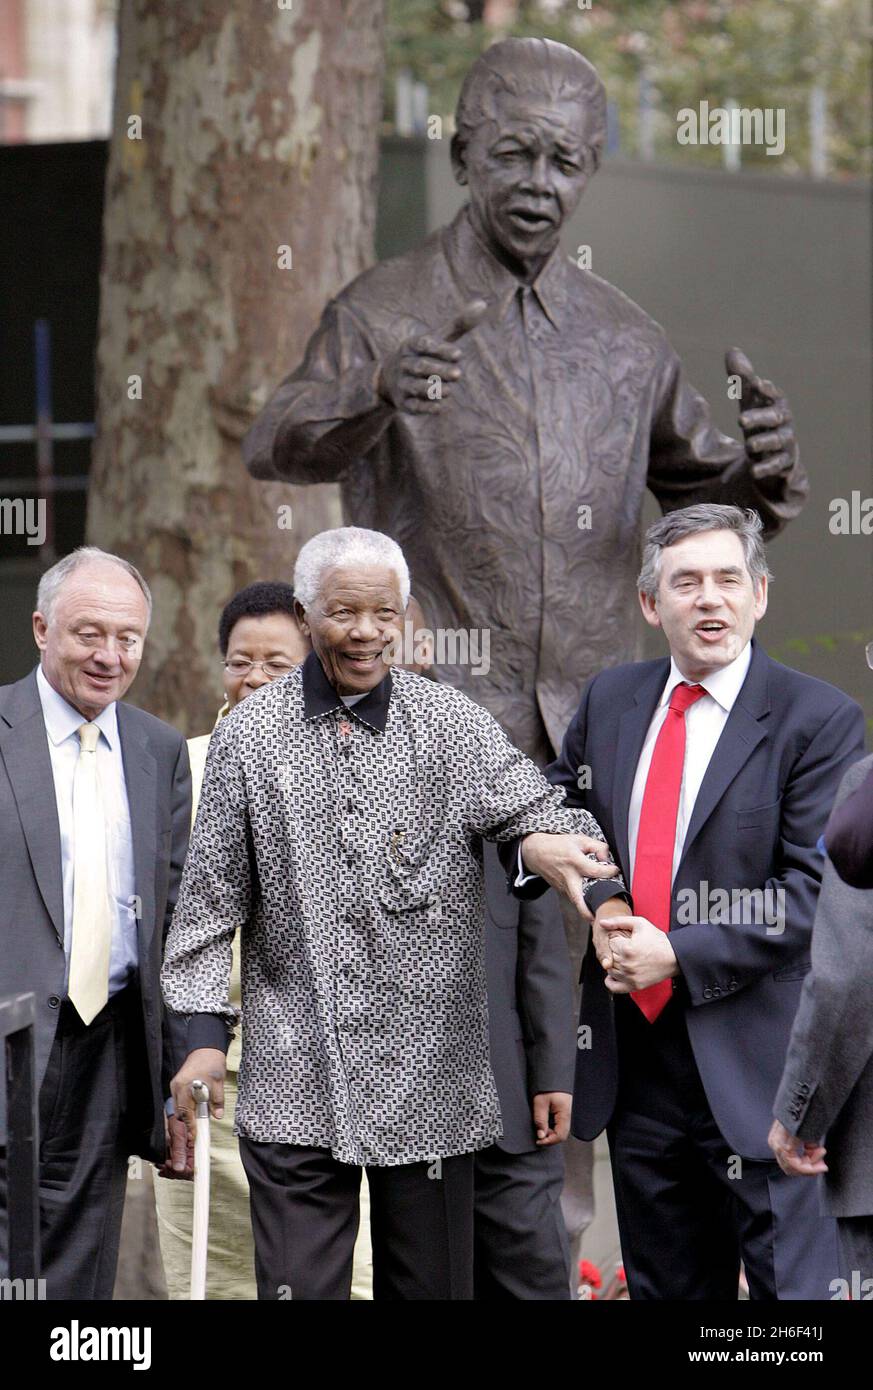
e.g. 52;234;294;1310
509;503;865;1299
476;842;576;1299
0;547;190;1299
770;754;873;1291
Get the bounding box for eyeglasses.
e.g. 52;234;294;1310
223;659;295;679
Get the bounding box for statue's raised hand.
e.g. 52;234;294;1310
376;299;488;414
727;347;797;483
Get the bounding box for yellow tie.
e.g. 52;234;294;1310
67;722;112;1025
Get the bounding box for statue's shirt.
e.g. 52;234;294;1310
244;207;807;760
162;654;615;1166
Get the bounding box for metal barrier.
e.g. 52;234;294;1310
1;992;40;1278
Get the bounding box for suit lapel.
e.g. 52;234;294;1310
0;671;65;945
611;660;670;877
675;641;770;876
117;705;157;956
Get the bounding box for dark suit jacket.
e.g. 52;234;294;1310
0;669;191;1163
509;640;865;1159
775;755;873;1216
482;841;575;1154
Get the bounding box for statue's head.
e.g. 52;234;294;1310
451;37;606;277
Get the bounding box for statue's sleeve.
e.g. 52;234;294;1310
646;344;809;537
243;299;394;482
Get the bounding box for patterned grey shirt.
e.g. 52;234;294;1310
162;653;620;1166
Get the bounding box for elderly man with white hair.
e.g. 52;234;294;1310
163;526;626;1300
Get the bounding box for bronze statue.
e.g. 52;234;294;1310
244;36;806;765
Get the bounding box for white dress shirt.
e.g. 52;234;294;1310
628;641;753;885
36;665;138;997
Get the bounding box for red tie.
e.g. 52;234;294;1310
630;682;707;1022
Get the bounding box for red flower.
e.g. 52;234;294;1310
616;1265;627;1284
578;1259;603;1289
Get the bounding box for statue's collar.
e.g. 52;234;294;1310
443;206;568;331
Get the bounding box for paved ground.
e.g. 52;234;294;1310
583;1135;624;1284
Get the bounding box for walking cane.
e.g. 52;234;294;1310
190;1079;211;1301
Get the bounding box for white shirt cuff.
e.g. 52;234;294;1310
514;842;540;888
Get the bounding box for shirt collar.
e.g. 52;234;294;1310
443;205;569;331
659;639;754;715
301;650;392;734
36;663;119;749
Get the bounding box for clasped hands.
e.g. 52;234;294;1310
592;898;679;994
520;832;678;992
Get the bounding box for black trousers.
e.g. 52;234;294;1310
607;996;841;1301
239;1138;475;1300
0;989;138;1300
473;1142;571;1300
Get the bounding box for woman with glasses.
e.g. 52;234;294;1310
154;581;308;1299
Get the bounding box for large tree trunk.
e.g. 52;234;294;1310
89;0;385;733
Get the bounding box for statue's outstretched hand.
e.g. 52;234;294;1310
376;299;488;414
727;347;797;482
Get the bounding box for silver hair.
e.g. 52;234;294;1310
453;37;607;173
637;504;772;599
293;527;411;610
36;546;153;625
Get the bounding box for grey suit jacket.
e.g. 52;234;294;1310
482;840;575;1154
774;753;873;1217
0;669;191;1163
